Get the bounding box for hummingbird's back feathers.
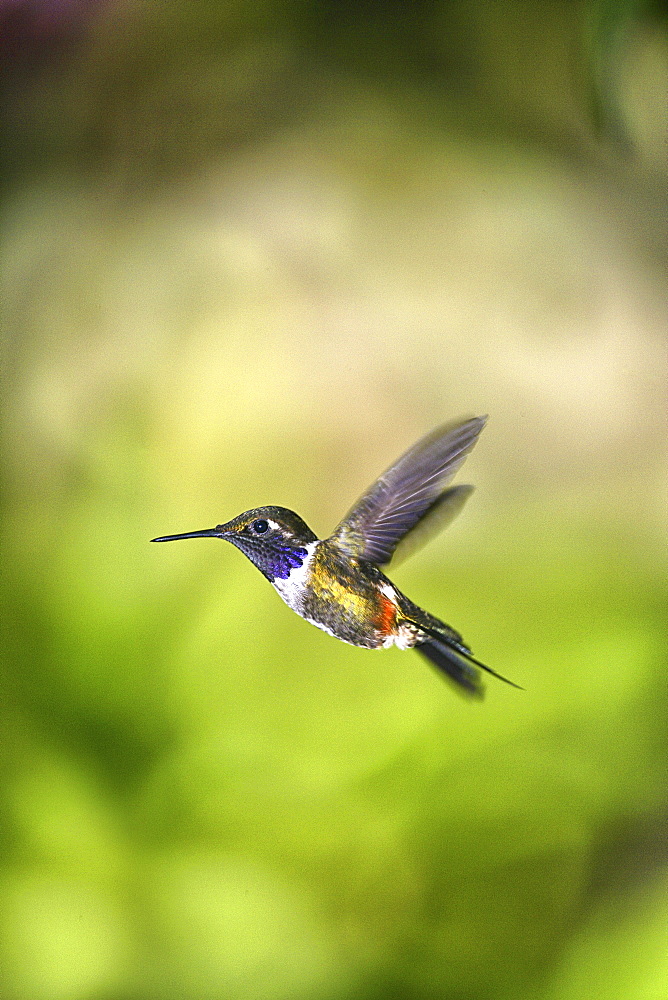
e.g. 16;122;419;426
329;416;487;566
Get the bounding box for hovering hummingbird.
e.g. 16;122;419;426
152;416;518;696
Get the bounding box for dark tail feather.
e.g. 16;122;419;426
416;638;485;697
407;619;522;696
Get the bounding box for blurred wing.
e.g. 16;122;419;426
330;416;487;565
389;484;474;567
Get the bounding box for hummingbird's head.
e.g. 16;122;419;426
151;506;318;582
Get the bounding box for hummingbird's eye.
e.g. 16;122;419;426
252;519;269;534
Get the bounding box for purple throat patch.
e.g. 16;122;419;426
271;546;307;580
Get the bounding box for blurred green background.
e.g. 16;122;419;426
1;2;667;999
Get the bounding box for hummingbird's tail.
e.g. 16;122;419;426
415;637;484;696
405;619;522;697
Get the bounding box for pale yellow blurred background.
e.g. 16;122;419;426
1;2;667;999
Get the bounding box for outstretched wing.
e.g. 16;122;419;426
329;416;487;566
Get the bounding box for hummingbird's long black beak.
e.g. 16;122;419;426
151;528;221;542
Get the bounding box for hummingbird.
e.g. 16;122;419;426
152;416;518;696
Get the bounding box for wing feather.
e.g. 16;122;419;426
330;415;487;565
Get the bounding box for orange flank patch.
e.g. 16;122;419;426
375;593;398;637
